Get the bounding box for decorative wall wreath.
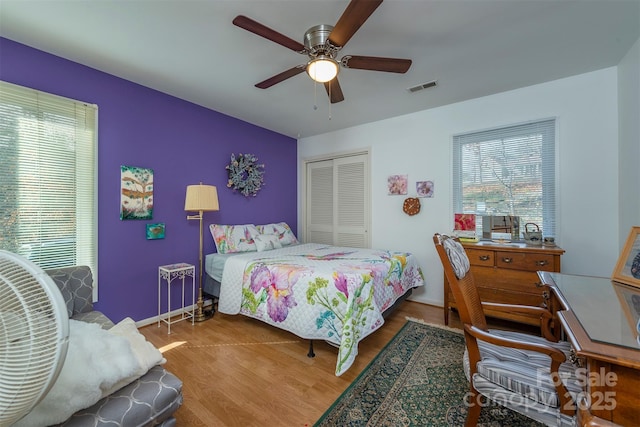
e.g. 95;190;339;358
225;153;265;197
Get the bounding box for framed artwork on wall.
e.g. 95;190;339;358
416;180;434;197
146;223;165;240
387;175;408;195
612;226;640;288
120;165;154;220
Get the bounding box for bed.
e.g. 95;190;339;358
203;223;425;375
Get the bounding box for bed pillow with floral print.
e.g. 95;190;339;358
256;222;299;246
254;233;283;252
209;224;259;254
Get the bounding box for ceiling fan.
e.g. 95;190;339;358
233;0;412;104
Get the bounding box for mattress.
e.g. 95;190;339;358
204;252;239;282
203;252;244;298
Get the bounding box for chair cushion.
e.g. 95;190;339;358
464;329;583;408
471;374;576;427
56;365;183;427
442;237;470;278
72;310;115;329
46;266;94;315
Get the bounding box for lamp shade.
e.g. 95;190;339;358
185;184;219;212
306;56;339;83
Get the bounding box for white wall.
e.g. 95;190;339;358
298;67;620;307
618;37;640;245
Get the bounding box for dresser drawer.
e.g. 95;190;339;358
465;248;494;266
495;251;556;272
472;265;543;294
476;287;544;307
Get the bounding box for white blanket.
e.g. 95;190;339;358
218;243;425;375
14;318;164;427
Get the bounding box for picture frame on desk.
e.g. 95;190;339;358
612;281;640;344
612;226;640;288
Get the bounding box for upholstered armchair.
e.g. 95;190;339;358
433;233;583;427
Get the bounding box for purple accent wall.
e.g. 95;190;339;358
0;37;298;323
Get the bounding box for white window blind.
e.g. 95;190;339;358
0;80;98;286
452;119;556;238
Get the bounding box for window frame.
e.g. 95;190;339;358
0;80;98;298
452;118;557;239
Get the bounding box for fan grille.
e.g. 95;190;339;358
0;252;69;425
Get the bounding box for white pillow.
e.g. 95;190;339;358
256;222;298;246
209;224;260;253
105;317;166;393
14;319;163;427
254;233;283;252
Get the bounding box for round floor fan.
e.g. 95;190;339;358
0;250;69;425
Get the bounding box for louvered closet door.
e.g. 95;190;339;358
306;160;334;245
305;154;369;248
334;155;368;247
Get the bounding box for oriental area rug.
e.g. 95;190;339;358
314;319;544;427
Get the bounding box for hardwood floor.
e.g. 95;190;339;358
139;301;524;426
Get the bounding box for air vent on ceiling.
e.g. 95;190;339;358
407;80;437;93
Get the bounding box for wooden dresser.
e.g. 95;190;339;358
444;240;565;326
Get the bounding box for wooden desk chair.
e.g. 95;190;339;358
433;233;582;427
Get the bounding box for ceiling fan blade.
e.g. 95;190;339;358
324;78;345;103
233;15;306;53
328;0;383;47
255;65;306;89
342;55;412;73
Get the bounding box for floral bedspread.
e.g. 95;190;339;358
217;243;425;375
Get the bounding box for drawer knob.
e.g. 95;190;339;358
502;257;513;263
479;255;490;261
535;260;549;266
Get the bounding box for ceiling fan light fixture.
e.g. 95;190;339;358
306;56;339;83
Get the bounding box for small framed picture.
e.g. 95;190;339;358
416;181;434;198
387;175;408;195
612;281;640;343
146;223;165;240
612;226;640;288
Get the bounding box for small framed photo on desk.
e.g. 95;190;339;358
612;282;640;344
612;226;640;288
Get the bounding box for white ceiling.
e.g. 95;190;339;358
1;0;638;139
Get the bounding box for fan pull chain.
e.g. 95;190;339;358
313;81;318;110
311;81;331;121
328;83;332;120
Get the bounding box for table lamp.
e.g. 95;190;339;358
185;183;219;322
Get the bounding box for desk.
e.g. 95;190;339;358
538;272;640;426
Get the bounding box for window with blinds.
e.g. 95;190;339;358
452;119;556;238
0;80;98;287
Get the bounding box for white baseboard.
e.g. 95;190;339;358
406;296;444;308
135;299;213;328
